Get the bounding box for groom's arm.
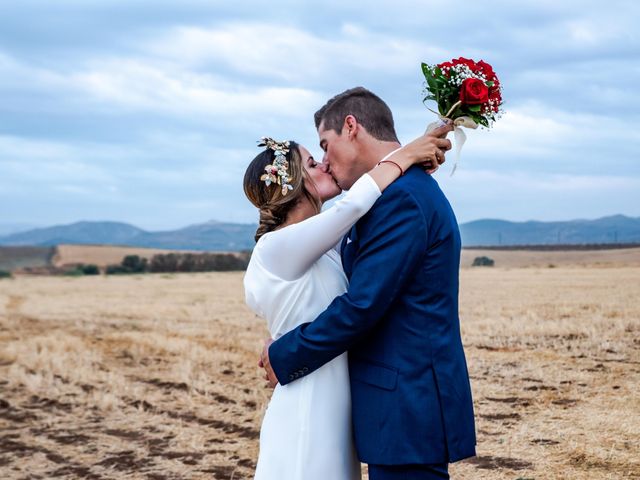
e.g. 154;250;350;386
267;185;428;385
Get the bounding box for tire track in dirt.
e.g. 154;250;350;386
0;434;105;479
1;390;256;478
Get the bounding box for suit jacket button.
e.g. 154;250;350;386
302;367;309;373
289;374;294;380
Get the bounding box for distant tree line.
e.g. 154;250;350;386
105;255;148;274
2;251;252;277
104;252;251;275
147;252;249;272
64;264;101;276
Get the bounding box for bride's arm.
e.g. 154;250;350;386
257;172;381;281
257;129;452;281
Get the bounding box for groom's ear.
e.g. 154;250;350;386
343;115;358;140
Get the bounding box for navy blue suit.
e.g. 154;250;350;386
269;166;476;467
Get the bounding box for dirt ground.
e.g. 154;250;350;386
0;260;638;478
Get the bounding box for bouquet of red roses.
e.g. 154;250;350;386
421;57;503;173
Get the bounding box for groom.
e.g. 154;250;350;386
260;87;476;479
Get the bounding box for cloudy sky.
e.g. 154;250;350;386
0;0;638;231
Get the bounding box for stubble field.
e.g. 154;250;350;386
0;257;639;479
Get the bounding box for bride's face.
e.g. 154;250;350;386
298;145;341;203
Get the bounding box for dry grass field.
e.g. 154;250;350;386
1;252;639;479
460;247;640;269
52;245;196;268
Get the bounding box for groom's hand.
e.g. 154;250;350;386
259;338;278;388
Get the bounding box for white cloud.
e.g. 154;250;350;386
0;49;323;122
0;1;639;228
146;22;448;84
72;58;324;118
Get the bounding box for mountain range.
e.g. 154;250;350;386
459;215;640;246
0;220;256;251
0;215;639;250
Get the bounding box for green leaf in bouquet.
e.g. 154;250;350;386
486;81;494;87
421;63;436;83
460;109;482;124
442;88;456;101
426;75;439;93
442;100;455;117
435;77;447;88
468;104;482;112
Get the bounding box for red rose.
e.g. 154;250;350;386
437;61;454;76
443;57;477;70
459;78;489;105
477;60;495;79
488;82;502;110
453;57;477;69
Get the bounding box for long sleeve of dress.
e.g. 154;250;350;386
254;173;381;281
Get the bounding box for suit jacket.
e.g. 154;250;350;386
269;166;476;465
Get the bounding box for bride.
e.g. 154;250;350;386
243;128;450;479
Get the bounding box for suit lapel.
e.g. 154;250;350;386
341;224;359;279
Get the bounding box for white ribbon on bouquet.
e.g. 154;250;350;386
425;100;478;176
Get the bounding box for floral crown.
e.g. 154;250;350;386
257;136;293;196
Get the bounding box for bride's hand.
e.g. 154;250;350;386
387;122;453;175
406;122;454;174
370;121;454;191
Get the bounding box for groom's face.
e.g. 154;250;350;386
317;121;359;190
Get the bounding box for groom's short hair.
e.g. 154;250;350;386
314;87;399;143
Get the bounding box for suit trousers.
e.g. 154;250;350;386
368;463;449;480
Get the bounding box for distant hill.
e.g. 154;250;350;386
133;220;257;251
0;220;257;251
0;221;146;246
1;215;639;250
460;215;640;246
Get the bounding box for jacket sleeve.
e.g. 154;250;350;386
269;185;428;385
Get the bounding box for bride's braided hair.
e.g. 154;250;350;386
243;141;320;242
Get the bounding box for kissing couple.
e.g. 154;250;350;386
243;87;476;480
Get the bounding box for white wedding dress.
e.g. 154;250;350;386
243;173;382;480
